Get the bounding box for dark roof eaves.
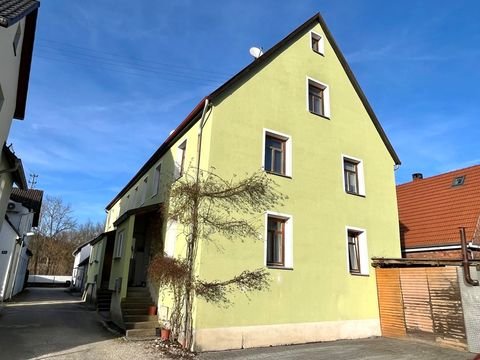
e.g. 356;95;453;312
14;8;38;120
0;0;39;28
105;99;206;210
315;13;401;166
208;13;320;102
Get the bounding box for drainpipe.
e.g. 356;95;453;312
195;98;210;182
460;227;479;286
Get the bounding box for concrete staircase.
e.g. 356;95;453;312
96;289;112;312
123;287;158;339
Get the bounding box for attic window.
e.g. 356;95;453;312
310;31;324;55
452;176;465;187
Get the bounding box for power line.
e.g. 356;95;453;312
37;38;235;78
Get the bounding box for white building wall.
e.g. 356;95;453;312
0;220;18;301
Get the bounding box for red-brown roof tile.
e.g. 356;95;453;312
396;165;480;249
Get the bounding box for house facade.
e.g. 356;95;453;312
100;13;401;350
72;241;91;292
397;166;480;259
0;0;40;232
0;188;42;300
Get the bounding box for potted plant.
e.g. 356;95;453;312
147;305;157;315
160;321;171;341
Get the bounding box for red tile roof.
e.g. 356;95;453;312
396;165;480;249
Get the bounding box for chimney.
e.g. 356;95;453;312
412;173;423;181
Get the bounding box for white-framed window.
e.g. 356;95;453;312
175;140;187;178
152;164;162;197
113;231;125;259
265;211;293;268
164;220;177;257
310;30;324;55
141;177;148;205
342;155;365;196
345;226;369;275
306;77;330;118
262;129;292;177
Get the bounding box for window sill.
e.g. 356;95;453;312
350;272;369;277
309;111;330;120
345;191;366;198
312;50;325;57
267;265;294;270
265;171;292;179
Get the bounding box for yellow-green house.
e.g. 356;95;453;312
96;13;401;351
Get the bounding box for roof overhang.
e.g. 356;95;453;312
3;144;27;189
14;7;38;120
372;257;480;268
89;229;116;246
113;203;162;227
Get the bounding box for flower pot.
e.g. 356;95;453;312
147;305;157;315
160;328;171;341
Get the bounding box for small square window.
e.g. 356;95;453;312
263;130;292;178
265;212;293;269
265;135;285;175
267;216;286;267
346;228;369;275
307;78;330;118
310;31;324;55
343;156;365;196
347;231;361;274
309;83;324;115
344;159;359;194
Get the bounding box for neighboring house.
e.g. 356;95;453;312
397;166;480;259
0;0;40;232
72;241;91;292
0;187;43;301
100;13;401;350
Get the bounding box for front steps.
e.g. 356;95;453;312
122;287;158;339
96;289;112;312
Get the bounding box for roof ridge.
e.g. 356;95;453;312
397;163;480;187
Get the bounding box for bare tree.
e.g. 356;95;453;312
38;195;77;239
148;169;285;347
30;195;77;275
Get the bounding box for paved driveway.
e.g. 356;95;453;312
0;287;165;360
198;337;477;360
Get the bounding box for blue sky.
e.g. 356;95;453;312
9;0;480;224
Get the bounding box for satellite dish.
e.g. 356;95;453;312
249;47;263;59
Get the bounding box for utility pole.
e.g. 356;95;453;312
28;173;38;189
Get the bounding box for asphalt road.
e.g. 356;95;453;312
0;287;115;359
198;338;477;360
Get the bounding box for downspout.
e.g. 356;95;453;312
460;227;479;286
184;98;210;348
195;98;211;182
